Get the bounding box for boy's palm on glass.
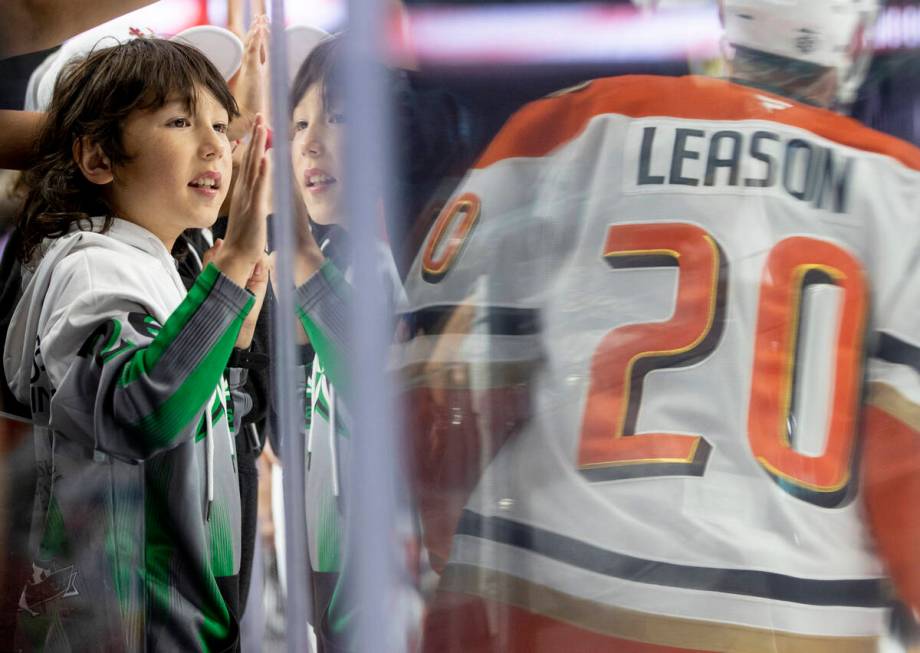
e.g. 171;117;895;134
216;115;271;286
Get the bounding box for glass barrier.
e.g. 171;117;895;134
1;1;919;652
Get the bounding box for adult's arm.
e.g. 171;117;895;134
0;111;43;170
0;0;156;59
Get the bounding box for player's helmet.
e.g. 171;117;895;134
720;0;881;106
632;0;880;107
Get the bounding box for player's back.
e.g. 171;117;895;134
403;75;920;652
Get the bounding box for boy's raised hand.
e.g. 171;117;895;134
214;115;271;289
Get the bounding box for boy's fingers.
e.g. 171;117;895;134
249;154;272;216
248;122;268;186
237;122;256;184
246;119;262;178
258;28;268;64
246;255;273;295
246;263;267;291
244;131;260;190
201;238;223;267
240;116;262;186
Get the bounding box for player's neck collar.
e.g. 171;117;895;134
728;76;820;108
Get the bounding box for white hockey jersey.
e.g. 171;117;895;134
401;75;920;652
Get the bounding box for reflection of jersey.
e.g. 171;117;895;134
402;76;920;652
298;226;408;651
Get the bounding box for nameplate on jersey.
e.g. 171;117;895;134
623;120;854;214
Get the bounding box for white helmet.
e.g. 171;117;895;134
721;0;881;105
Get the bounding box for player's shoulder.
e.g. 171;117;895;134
477;75;920;174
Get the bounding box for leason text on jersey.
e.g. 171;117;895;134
633;124;854;214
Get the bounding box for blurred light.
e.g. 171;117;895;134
391;4;722;65
389;2;920;67
285;0;345;32
207;0;344;32
152;0;920;61
874;4;920;51
207;0;228;27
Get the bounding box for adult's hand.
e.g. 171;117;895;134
227;0;267;39
228;14;270;141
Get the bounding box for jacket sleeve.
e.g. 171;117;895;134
47;263;254;461
295;259;350;393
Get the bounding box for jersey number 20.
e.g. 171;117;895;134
578;222;866;508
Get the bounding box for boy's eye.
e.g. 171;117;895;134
329;112;346;124
168;117;191;128
294;120;309;132
214;123;228;134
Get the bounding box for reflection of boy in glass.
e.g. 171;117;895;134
287;35;407;653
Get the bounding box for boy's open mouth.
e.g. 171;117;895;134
188;171;222;190
305;173;337;189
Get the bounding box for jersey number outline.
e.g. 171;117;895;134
421;193;481;283
579;223;725;482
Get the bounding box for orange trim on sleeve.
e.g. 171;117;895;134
862;404;920;614
474;75;920;173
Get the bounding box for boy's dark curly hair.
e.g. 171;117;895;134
19;37;239;265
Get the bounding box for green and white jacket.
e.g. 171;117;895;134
296;240;406;650
4;218;253;652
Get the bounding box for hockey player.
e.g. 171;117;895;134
401;1;920;651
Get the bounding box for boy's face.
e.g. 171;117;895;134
291;83;345;226
108;86;232;247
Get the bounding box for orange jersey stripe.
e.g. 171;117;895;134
474;75;920;172
862;400;920;615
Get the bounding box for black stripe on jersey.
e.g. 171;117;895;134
456;510;886;608
873;331;920;375
403;306;540;337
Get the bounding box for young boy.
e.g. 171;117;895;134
4;38;270;651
